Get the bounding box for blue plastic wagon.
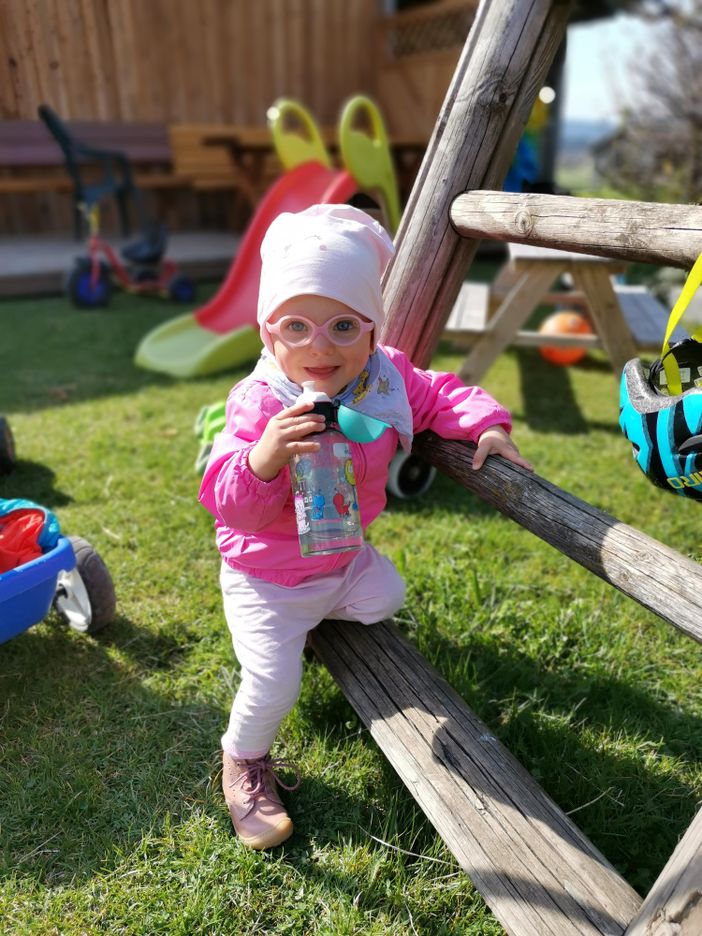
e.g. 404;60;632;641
0;532;115;645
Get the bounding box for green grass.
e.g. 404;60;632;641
0;288;700;935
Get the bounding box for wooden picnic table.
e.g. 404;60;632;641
446;242;673;383
199;125;427;206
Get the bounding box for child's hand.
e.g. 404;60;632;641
472;425;533;472
248;400;326;481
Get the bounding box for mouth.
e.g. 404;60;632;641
303;366;340;379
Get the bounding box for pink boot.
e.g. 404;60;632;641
222;752;301;849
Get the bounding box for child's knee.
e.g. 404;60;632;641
343;566;406;624
376;568;406;620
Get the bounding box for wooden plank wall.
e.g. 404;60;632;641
0;0;377;124
375;0;478;139
0;0;475;235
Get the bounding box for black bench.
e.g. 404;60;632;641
0;114;180;237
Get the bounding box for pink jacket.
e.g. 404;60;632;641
198;345;511;586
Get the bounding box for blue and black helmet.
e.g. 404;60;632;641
619;342;702;499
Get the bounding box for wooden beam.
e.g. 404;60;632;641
624;806;702;936
308;619;642;936
450;192;702;269
380;0;574;368
413;432;702;645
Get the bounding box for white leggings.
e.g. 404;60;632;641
220;545;406;757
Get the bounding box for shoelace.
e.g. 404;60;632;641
232;755;301;798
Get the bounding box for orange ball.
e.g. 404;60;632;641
538;310;593;366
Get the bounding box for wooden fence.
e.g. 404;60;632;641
0;0;477;235
0;0;475;129
0;0;377;125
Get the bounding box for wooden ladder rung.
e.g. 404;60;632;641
309;619;642;936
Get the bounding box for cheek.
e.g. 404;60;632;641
272;342;295;372
349;337;372;369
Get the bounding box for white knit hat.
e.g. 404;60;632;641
257;204;395;350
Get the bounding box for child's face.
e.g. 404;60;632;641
268;295;374;397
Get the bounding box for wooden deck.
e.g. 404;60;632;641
0;231;239;298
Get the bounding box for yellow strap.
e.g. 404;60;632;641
662;252;702;395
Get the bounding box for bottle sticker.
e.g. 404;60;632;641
333;442;351;458
311;489;326;520
344;459;356;486
294;493;310;533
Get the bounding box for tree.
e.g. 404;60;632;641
593;1;702;202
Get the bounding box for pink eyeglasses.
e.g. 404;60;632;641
265;313;374;347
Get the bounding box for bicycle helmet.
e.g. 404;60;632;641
619;253;702;499
619;344;702;499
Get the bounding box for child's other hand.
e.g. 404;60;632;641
472;425;533;472
248;400;326;481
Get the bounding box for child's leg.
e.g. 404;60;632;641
327;544;406;624
219;565;312;757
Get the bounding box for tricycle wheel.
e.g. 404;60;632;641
54;536;116;633
0;416;16;474
386;451;436;500
65;259;112;308
167;273;196;303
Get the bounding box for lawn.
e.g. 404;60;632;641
1;287;700;935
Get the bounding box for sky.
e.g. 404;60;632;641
562;13;668;123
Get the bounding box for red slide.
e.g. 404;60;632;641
197;162;358;334
135;161;358;378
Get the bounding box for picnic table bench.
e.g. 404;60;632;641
444;243;681;381
0;119;179;195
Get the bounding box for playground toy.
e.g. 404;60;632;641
135;96;402;379
0;417;16;474
193;401;226;474
135;161;356;377
65;204;195;309
338;95;401;234
0;501;116;643
267;98;332;171
301;3;702;934
537;309;593;366
38;103;143;240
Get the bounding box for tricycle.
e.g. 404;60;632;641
65;205;196;309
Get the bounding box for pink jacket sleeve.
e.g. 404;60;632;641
381;344;512;441
198;380;291;532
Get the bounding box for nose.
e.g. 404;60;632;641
309;330;335;352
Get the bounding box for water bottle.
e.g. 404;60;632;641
291;382;363;557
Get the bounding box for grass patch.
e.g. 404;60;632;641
1;290;700;934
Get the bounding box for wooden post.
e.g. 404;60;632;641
380;0;574;367
309;618;642;936
413;432;702;645
450;191;702;269
624;805;702;936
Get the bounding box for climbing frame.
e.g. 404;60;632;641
308;1;702;934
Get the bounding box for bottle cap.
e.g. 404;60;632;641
299;381;331;403
299;381;336;429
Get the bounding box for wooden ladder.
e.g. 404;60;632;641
308;2;702;934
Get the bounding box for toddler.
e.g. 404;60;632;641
199;204;532;849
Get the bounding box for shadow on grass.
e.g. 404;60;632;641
515;347;589;434
0;286;249;415
0;613;226;886
513;347;628;436
0;614;373;895
305;618;701;903
0;458;72;508
385;468;505;521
